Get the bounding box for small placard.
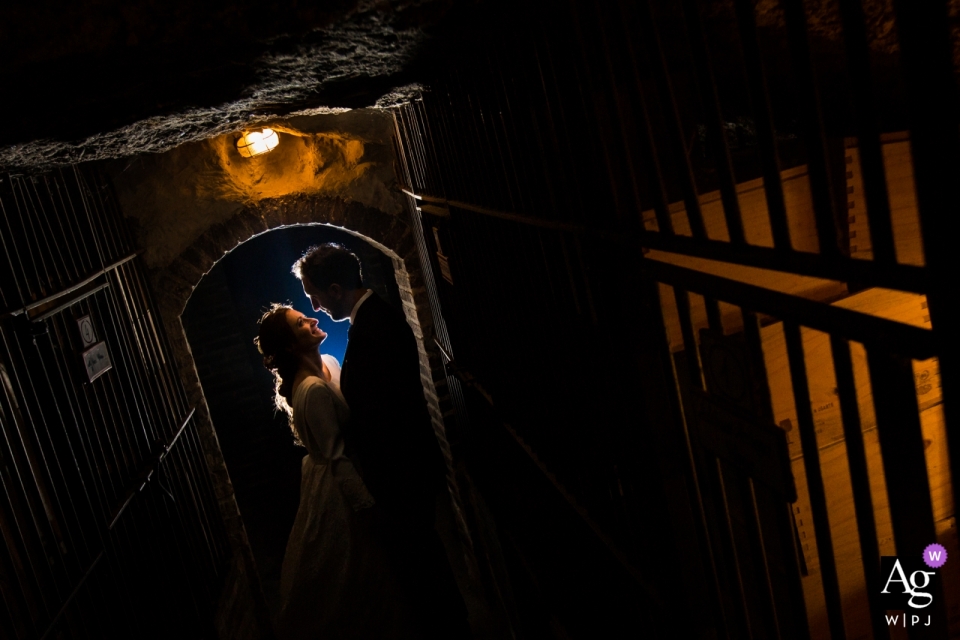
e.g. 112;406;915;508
437;253;454;285
82;341;112;382
77;315;97;347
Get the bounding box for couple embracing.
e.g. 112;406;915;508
254;243;470;639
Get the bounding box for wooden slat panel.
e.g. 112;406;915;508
759;288;937;459
846;135;926;266
643;165;819;252
653;252;848;353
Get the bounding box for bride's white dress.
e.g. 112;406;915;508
277;354;411;639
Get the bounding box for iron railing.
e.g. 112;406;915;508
0;167;228;639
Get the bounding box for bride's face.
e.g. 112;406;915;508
285;310;327;352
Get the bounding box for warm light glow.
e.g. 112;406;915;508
236;129;280;157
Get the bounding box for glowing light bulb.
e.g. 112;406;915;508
237;128;280;157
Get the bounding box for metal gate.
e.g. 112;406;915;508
0;167;229;639
392;0;959;637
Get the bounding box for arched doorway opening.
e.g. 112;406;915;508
134;186;472;633
181;223;403;617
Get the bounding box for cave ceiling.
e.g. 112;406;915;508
0;0;453;170
2;0;957;172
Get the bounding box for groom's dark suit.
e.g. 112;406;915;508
339;292;445;509
338;292;470;637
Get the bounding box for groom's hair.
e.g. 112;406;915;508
293;243;363;290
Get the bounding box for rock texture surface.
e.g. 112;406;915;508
5;0;960;170
0;0;445;169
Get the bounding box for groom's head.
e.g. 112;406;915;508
293;243;363;321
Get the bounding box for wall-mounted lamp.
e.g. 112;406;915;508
236;129;280;158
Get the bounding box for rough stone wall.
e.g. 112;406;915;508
102;108;463;636
107;109;403;269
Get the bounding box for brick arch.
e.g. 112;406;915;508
148;193;455;630
157;194;420;317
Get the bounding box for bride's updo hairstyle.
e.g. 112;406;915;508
254;303;300;421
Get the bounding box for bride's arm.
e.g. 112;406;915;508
301;382;346;459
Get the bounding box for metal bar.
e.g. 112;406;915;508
714;459;754;638
27;329;102;568
835;0;896;265
123;259;189;413
54;168;96;276
45;315;112;523
401;188;928;293
746;480;783;639
866;348;947;637
0;253;138;320
731;0;792;250
782;0;843;259
70;166;107;271
447;356;663;603
73;169;119;266
23;179;65;299
829;336;887;640
0;183;20;309
536;32;597;228
642;276;732;638
612;4;676;235
1;168;225;639
889;2;960;582
395;156;457;358
776;501;811;638
498;59;545;217
740;309;776;424
635;0;708;239
46;171;89;283
410;102;445;204
11;178;54;300
739;306;812;632
0;417;52;633
680;0;746;244
38;552;104;640
567;1;630;228
560;18;628;227
642;258;937;359
0;182;30;308
30;282;109;323
87;293;152;479
705;297;723;333
783;322;845;639
640;232;926;294
478;52;524;215
419;98;455;200
674;287;705;389
2;329;80;592
102;268;215;597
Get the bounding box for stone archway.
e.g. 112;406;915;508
148;192;456;635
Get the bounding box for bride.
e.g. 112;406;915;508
255;304;411;639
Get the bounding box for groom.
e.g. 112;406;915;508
294;243;470;637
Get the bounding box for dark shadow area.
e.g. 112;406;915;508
180;224;399;619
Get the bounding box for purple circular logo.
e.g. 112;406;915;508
923;543;948;569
